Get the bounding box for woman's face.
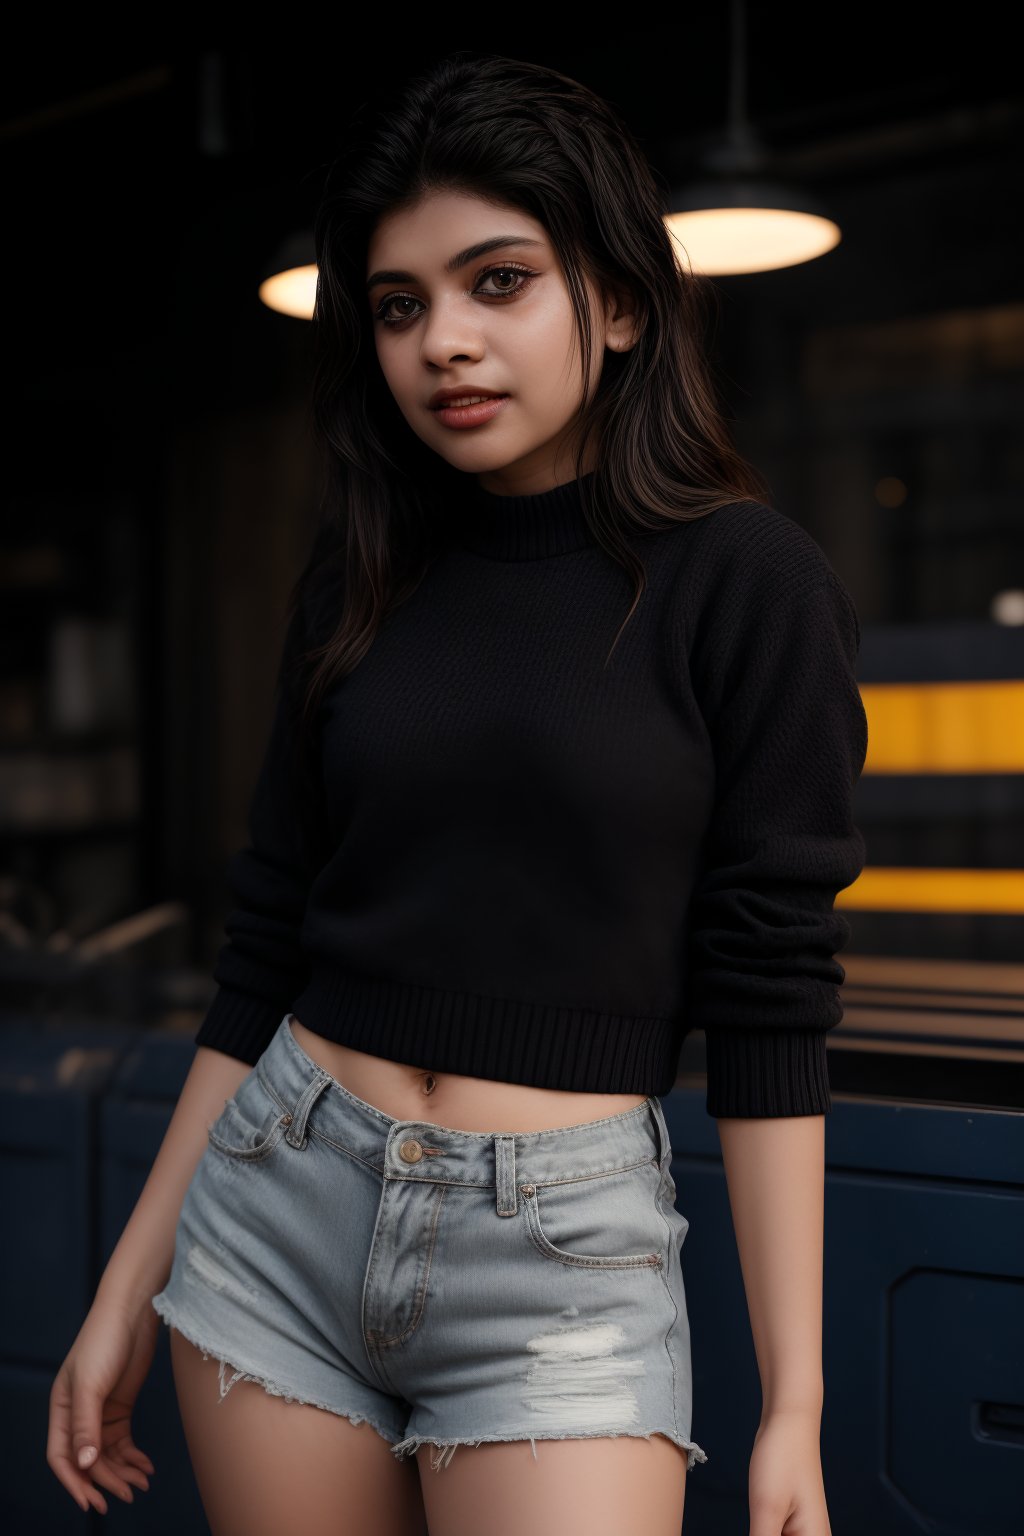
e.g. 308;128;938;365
366;189;635;495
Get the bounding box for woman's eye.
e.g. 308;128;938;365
477;265;532;296
379;296;419;324
373;264;536;326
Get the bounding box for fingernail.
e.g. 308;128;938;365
78;1446;97;1468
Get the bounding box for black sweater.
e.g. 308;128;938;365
194;473;868;1116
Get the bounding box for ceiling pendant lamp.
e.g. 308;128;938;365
257;229;317;319
664;0;841;276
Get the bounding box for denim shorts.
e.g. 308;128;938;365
151;1013;708;1473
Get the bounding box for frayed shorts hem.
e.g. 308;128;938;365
150;1293;405;1447
152;1286;709;1474
392;1427;709;1473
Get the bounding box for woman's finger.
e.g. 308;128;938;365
83;1481;108;1516
105;1454;150;1493
48;1451;106;1514
68;1377;106;1477
121;1443;156;1476
106;1432;154;1488
112;1433;155;1473
47;1386;98;1511
83;1453;136;1504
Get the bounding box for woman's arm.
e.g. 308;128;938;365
717;1114;825;1417
717;1114;831;1534
675;508;869;1120
193;574;332;1067
48;1047;253;1514
96;1046;253;1310
674;508;864;1533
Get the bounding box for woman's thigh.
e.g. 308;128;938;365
170;1327;428;1536
414;1433;688;1536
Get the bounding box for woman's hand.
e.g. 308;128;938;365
47;1289;160;1516
45;1044;253;1515
748;1408;832;1536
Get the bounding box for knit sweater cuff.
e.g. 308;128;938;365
193;986;290;1066
703;1027;832;1117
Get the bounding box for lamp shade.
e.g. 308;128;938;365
258;229;317;318
665;178;841;276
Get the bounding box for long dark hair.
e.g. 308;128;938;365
288;49;771;741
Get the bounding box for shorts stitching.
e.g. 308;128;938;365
375;1184;448;1348
362;1207;400;1396
300;1123;657;1188
532;1155;657;1189
301;1124;385;1178
207;1074;290;1163
524;1226;662;1270
654;1184;681;1440
521;1187;662;1269
206;1120;288;1164
305;1122;659;1189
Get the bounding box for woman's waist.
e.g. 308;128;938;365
286;1016;649;1134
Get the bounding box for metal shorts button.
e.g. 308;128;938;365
399;1138;424;1164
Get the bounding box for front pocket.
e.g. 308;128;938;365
207;1064;290;1163
520;1158;664;1270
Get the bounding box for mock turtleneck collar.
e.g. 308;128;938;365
449;471;598;560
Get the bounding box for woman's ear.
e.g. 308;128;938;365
603;282;644;353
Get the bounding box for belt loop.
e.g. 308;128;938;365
285;1071;332;1150
493;1134;518;1216
648;1096;671;1172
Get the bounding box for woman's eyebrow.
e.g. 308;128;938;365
366;235;545;291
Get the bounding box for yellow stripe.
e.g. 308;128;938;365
860;680;1024;772
838;867;1024;913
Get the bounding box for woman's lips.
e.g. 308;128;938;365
431;395;511;429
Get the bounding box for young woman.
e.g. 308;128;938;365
48;51;867;1536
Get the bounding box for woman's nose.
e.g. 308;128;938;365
418;309;486;368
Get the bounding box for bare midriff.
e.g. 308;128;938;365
287;1016;649;1134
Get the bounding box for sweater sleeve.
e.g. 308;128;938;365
684;549;868;1118
193;595;327;1065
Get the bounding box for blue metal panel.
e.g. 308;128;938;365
3;1364;88;1534
0;1023;131;1532
660;1081;1024;1536
0;1026;127;1358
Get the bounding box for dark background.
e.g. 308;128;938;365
3;32;1023;1042
4;36;1023;1536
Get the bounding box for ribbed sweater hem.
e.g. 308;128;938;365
192;972;835;1115
289;964;682;1097
194;985;292;1066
